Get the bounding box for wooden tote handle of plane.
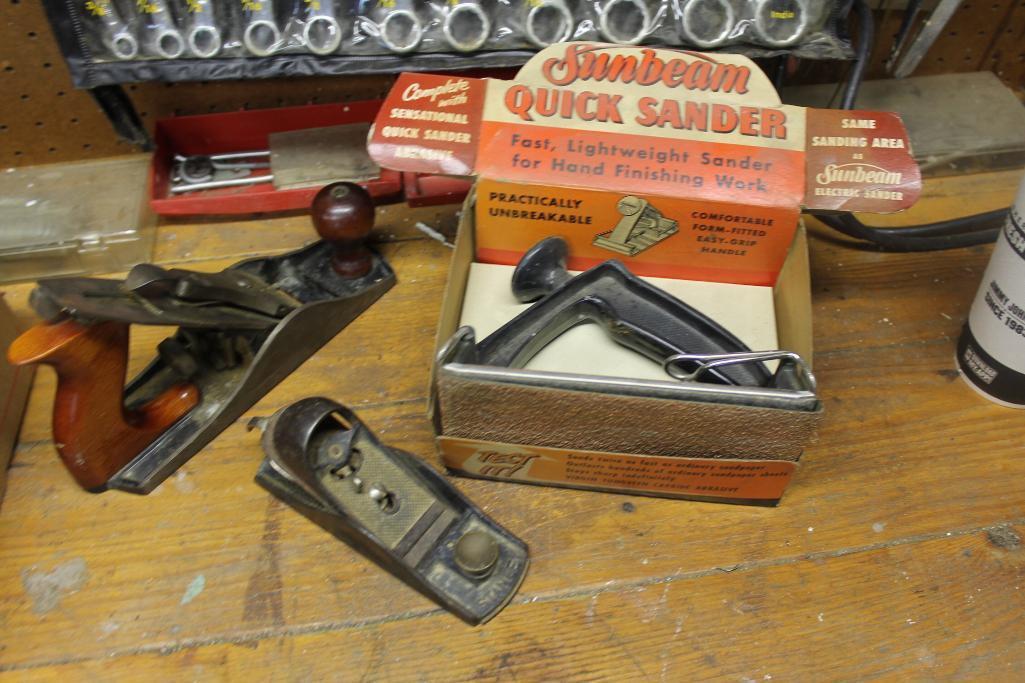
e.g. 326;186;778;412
7;319;199;492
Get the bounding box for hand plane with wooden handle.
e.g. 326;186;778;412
253;397;529;625
8;182;396;494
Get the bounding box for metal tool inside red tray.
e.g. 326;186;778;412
150;100;470;215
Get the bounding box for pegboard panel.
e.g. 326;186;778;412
124;73;396;130
905;0;1025;83
1;0;1021;168
0;0;138;165
0;2;395;167
975;0;1025;89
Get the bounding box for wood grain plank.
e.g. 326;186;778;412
1;170;1023;675
8;526;1025;680
807;239;990;356
3;326;1025;668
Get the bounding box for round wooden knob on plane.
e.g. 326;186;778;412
312;182;375;278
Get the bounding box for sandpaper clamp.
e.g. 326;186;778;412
253;397;529;625
478;236;777;387
435;236;819;414
663;351;817;391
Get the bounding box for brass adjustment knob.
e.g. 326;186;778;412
453;530;500;578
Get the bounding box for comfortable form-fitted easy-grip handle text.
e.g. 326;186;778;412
7;319;199;491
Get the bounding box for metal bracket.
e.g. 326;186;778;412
663;351;816;392
889;0;965;79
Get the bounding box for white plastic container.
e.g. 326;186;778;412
957;175;1025;408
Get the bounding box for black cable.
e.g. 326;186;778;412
840;0;873;110
808;209;1006;251
803;0;1010;251
773;55;788;91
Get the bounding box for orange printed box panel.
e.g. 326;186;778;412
475;120;806;208
804;108;922;212
475;178;800;286
368;43;920;285
438;437;796;504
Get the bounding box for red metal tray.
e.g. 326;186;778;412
150;100;468;215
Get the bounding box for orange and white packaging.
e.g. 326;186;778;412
367;43;922;504
369;42;921;286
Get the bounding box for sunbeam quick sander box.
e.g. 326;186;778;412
369;43;921;505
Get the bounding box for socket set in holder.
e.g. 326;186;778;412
78;0;843;61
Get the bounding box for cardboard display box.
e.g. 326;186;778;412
369;43;921;504
429;201;816;505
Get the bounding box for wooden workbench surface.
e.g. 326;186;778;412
2;170;1024;681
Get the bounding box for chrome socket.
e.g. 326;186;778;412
302;0;345;55
524;0;574;47
185;0;222;58
374;2;424;54
442;1;491;52
243;0;283;56
680;0;736;48
598;0;652;45
751;0;809;47
141;0;185;59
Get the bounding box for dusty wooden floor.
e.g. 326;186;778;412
1;169;1024;681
